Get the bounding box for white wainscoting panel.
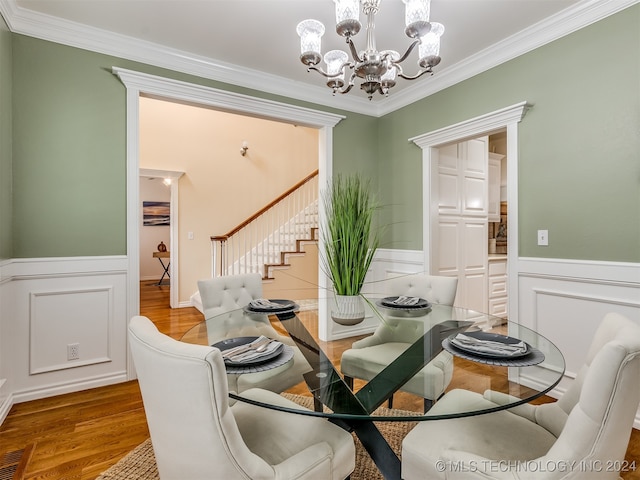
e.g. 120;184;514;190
517;257;640;426
0;256;129;414
30;287;113;374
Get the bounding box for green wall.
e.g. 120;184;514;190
0;15;11;260
6;4;640;263
9;34;377;257
378;5;640;262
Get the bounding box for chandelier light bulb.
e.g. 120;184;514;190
297;19;325;66
324;50;349;92
419;21;444;67
403;0;431;38
324;50;349;78
334;0;361;37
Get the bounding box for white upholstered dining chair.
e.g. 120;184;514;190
129;315;355;480
340;274;458;412
197;273;312;394
401;312;640;480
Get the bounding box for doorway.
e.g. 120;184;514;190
114;67;344;363
138;169;184;308
410;101;531;323
429;131;508;316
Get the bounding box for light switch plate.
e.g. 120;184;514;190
537;229;549;246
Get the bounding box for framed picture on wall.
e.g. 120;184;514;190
143;201;170;226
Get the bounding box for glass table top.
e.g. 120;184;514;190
180;299;565;422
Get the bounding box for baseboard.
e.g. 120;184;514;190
10;372;128;405
0;393;13;425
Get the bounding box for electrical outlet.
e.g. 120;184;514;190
67;343;80;361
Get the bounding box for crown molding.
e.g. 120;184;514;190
0;0;375;115
377;0;640;116
1;0;637;118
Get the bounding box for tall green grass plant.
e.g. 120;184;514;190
321;174;380;296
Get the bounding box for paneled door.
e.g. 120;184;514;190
433;138;488;312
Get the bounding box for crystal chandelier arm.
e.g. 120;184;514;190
307;62;353;79
396;68;433;81
334;72;357;95
394;39;422;64
345;37;363;63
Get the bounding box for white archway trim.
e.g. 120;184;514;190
114;67;343;374
409;101;531;147
410;101;531;324
113;67;344;128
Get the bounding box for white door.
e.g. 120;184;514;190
433;137;488;311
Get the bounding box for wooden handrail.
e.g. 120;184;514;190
211;169;319;241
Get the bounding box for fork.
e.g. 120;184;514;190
221;337;271;358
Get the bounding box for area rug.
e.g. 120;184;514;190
96;393;418;480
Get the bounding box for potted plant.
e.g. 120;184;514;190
321;174;380;325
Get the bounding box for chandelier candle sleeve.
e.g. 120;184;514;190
324;50;349;89
403;0;431;38
419;22;444;67
296;19;325;66
296;0;444;99
335;0;361;37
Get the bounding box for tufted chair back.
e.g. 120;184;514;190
198;273;263;320
535;313;640;453
386;274;458;305
128;315;273;479
129;316;354;480
196;273;312;395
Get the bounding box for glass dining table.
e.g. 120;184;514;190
180;298;565;480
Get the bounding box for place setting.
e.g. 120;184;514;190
376;295;432;316
212;335;295;374
442;330;545;367
243;298;299;314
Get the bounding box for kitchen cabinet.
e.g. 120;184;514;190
488;255;508;318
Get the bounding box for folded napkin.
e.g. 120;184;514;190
249;298;291;310
389;296;421;306
223;336;283;363
451;333;527;356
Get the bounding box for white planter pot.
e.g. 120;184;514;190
331;294;365;326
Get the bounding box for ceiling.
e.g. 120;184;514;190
2;0;630;115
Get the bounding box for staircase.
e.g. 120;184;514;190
210;170;319;281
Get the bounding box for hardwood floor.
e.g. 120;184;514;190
0;280;638;479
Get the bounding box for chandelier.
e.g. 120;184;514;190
296;0;444;100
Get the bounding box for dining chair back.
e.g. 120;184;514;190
198;273;263;319
385;273;458;305
197;273;312;394
401;312;640;479
128;315;355;480
341;274;459;412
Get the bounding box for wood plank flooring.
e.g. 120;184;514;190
0;280;638;479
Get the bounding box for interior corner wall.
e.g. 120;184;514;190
377;4;640;263
0;14;12;261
